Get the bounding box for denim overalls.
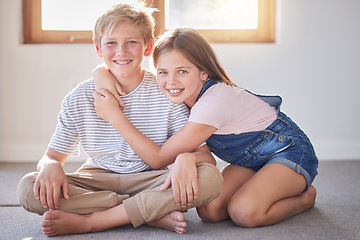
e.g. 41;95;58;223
199;80;318;190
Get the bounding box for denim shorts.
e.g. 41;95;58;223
206;112;319;191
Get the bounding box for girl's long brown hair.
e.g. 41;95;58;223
153;28;234;85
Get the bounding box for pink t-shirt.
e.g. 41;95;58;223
188;82;277;135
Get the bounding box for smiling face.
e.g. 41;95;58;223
156;49;208;108
95;21;153;88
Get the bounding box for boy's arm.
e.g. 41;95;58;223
93;65;127;109
34;148;69;211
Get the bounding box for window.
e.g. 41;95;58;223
23;0;275;44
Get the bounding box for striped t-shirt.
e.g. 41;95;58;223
49;71;190;173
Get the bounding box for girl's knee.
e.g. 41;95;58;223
197;203;223;223
227;198;262;228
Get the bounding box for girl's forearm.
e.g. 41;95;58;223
109;115;174;169
176;151;216;166
108;112;216;169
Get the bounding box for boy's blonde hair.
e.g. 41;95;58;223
93;1;156;46
153;28;233;85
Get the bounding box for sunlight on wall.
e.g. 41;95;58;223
165;0;258;29
41;0;127;30
41;0;258;31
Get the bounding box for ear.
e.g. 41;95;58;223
94;39;103;58
144;37;155;57
201;71;209;81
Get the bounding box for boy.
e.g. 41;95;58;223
17;2;222;237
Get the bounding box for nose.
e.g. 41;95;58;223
167;73;177;85
116;43;126;55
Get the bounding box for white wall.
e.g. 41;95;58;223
0;0;359;162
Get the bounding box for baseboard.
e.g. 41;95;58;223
1;142;359;162
312;141;360;161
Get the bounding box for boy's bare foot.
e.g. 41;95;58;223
147;211;187;234
41;210;92;237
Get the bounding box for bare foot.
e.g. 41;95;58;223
147;211;187;234
302;185;317;210
41;210;93;237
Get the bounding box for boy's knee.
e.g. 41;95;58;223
196;163;223;201
17;172;36;203
17;172;45;215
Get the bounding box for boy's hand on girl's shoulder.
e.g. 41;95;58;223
93;65;127;109
93;89;125;123
33;161;69;211
96;83;126;110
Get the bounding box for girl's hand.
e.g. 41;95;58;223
93;89;123;123
93;65;127;110
33;161;69;211
160;153;199;207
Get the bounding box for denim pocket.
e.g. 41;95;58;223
255;132;294;157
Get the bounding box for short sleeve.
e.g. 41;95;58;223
188;93;231;130
48;94;80;155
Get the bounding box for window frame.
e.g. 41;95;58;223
23;0;276;44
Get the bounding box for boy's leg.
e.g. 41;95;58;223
17;168;132;215
39;163;222;236
41;203;131;237
123;162;223;227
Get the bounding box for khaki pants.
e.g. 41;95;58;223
17;163;222;227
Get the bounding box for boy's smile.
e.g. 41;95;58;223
113;60;132;65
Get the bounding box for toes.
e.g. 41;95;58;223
171;211;185;222
41;220;55;236
175;221;187;228
43;210;55;221
40;219;51;228
175;226;186;234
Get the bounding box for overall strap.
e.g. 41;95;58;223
197;79;283;111
252;93;283;110
197;79;220;101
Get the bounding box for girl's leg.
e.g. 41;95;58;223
227;163;316;228
197;164;255;222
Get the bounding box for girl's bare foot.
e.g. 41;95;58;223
41;210;92;237
147;211;187;234
302;185;317;210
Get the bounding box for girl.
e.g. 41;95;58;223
93;28;318;228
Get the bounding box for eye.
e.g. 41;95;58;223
179;70;188;74
127;40;137;44
106;41;116;45
158;70;167;75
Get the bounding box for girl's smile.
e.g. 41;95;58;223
167;88;184;96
